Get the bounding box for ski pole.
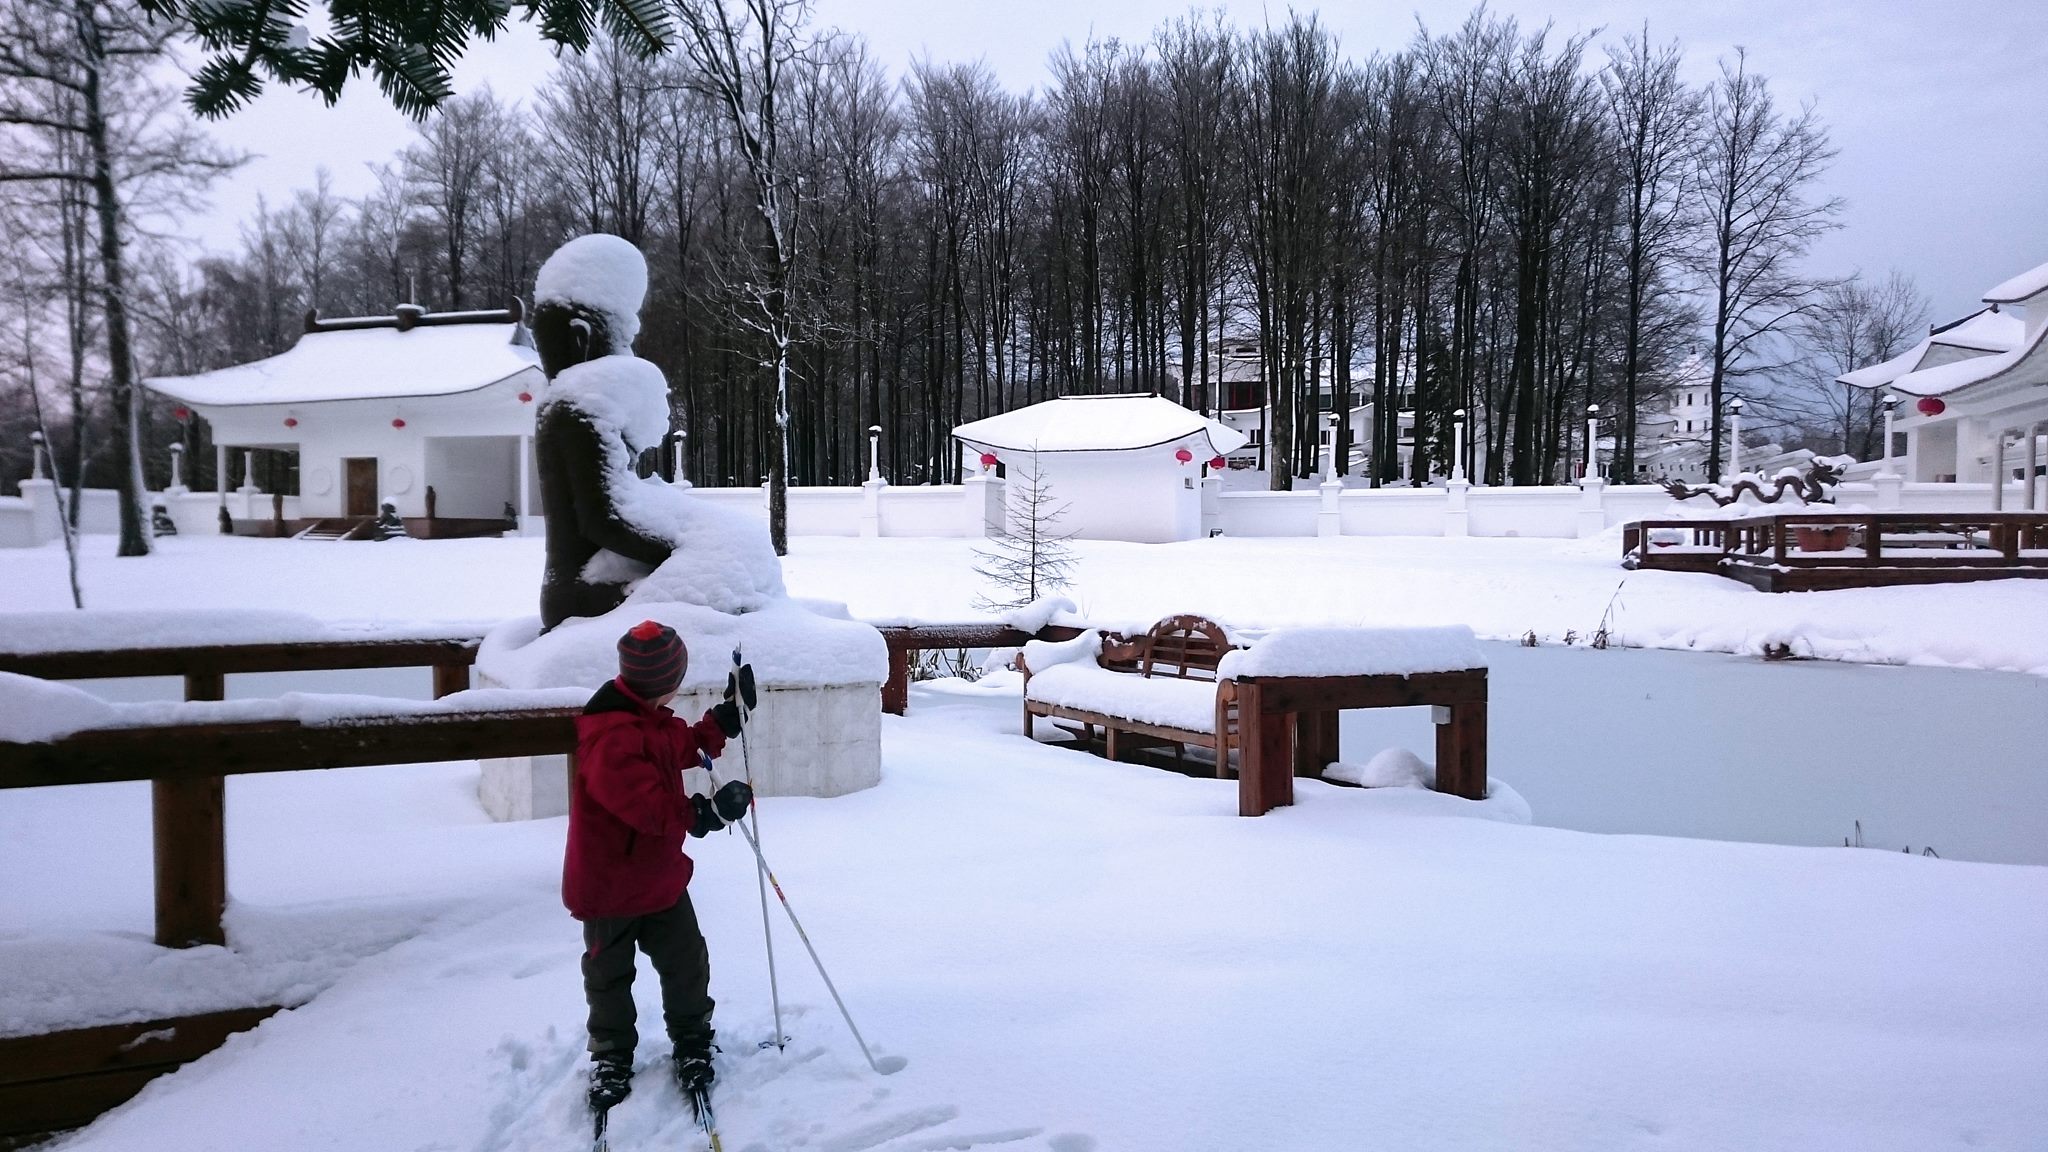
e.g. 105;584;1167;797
729;646;785;1051
700;751;906;1077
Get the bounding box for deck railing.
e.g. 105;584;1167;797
1624;511;2048;590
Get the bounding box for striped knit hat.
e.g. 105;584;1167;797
618;620;687;701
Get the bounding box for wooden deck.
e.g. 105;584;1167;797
1623;512;2048;592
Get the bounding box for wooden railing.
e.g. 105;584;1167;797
1624;511;2048;591
0;637;492;949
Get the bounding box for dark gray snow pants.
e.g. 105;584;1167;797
580;892;714;1056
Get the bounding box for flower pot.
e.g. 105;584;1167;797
1795;525;1850;552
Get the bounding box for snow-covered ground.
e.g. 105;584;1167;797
5;533;2048;674
5;685;2045;1152
4;534;2045;1149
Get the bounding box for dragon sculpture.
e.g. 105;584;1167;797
1660;457;1849;507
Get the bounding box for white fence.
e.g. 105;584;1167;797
5;469;2035;549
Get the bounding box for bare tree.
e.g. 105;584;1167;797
972;457;1077;610
1602;27;1698;479
1771;270;1927;457
0;0;238;555
1692;49;1842;479
669;0;814;554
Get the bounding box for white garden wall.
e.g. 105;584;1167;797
6;467;2038;549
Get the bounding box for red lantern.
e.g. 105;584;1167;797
173;406;191;422
283;417;298;428
1175;447;1194;464
1209;455;1227;470
392;418;407;429
1915;396;1945;417
979;452;998;469
517;391;534;403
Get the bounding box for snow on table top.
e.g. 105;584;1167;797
952;394;1249;455
0;609;491;655
1025;661;1220;733
145;322;538;407
1216;625;1486;680
476;598;886;692
0;671;589;743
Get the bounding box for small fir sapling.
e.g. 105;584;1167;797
973;460;1078;612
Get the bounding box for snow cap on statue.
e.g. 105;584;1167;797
534;233;648;347
618;620;686;701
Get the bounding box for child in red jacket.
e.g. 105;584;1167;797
565;620;753;1116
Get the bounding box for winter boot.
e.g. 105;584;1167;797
587;1052;634;1112
673;1032;718;1115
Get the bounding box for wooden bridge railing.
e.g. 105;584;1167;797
0;637;492;950
1625;511;2048;590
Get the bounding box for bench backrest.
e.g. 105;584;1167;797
1128;614;1233;681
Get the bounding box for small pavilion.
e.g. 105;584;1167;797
146;302;546;534
953;394;1249;543
1839;260;2048;503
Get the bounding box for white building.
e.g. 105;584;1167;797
146;303;547;532
1634;353;1719;482
1172;338;1374;475
952;394;1248;543
1839;260;2047;502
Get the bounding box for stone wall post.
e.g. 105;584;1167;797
963;470;1005;537
1576;475;1607;538
1445;478;1471;537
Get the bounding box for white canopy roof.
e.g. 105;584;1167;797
148;320;540;408
952;394;1249;455
1837;308;2027;391
1983;259;2048;305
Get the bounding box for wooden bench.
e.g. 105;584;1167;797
1019;614;1244;774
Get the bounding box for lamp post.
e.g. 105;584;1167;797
1322;411;1338;484
1728;395;1746;477
168;442;185;490
1878;393;1901;479
868;425;882;483
1584;404;1601;479
1451;409;1468;482
29;430;45;480
671;430;690;489
1397;409;1416;484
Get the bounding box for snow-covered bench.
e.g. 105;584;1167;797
1018;614;1243;772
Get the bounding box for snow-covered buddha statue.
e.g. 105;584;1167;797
530;234;782;630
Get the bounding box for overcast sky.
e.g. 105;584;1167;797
186;0;2048;323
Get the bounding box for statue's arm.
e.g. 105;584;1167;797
561;416;675;566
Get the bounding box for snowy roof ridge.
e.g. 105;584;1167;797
1983;259;2048;304
146;319;542;408
953;394;1250;455
1836;307;2026;391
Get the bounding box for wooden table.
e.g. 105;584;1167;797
1234;668;1489;816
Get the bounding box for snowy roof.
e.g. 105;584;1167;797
952;394;1250;455
147;314;541;407
1983;259;2048;304
1836;308;2026;391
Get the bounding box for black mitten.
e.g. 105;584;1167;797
725;664;757;711
710;700;743;738
688;794;725;837
712;779;753;823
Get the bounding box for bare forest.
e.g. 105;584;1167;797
4;1;1886;528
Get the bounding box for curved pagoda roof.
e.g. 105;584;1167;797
146;303;540;408
953;394;1250;455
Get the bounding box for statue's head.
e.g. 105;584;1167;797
531;234;649;378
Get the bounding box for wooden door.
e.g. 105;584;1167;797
345;458;377;517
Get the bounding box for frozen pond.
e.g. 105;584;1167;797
1334;644;2048;866
71;644;2048;866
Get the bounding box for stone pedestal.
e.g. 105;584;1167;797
963;472;1005;537
478;680;882;821
1200;474;1221;537
1873;472;1903;510
473;598;888;823
19;478;61;544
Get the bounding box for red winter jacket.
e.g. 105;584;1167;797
562;678;729;920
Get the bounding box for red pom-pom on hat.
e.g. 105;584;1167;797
630;619;665;641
